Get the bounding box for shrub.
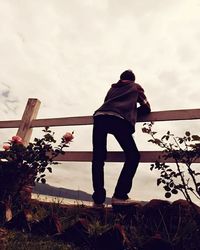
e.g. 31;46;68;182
0;127;74;211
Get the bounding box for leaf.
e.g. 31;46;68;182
150;164;154;171
192;135;200;141
148;139;155;143
40;168;45;173
52;162;59;165
165;192;171;198
157;178;162;186
154;139;162;145
47;167;52;173
155;161;160;168
142;127;149;133
185;131;190;136
164;186;171;192
41;162;48;167
178;138;184;144
171;189;178;194
166;169;172;172
41;178;46;184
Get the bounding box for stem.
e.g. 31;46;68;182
175;159;192;203
173;206;182;242
150;132;170;151
186;163;199;197
173;137;181;150
159;210;171;242
179;187;188;201
190;189;200;200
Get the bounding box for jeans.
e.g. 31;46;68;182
92;115;140;204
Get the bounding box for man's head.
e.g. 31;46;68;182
120;70;135;81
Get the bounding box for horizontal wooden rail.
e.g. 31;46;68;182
54;151;200;163
138;109;200;122
1;109;200;129
31;116;93;127
0;120;21;129
1;150;199;163
31;109;200;127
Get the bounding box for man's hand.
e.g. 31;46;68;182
137;101;151;117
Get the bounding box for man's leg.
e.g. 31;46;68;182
112;123;140;199
92;116;107;204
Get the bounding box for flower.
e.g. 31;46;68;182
63;132;74;143
3;144;10;151
11;135;23;143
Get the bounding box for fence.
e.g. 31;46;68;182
1;98;200;163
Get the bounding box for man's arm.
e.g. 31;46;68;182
136;84;151;116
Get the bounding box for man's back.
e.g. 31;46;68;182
94;80;150;132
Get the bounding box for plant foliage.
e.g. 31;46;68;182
142;122;200;203
0;127;74;207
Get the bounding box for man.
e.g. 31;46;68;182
92;70;151;207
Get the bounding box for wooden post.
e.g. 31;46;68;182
17;98;41;146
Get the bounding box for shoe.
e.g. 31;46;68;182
111;197;138;206
92;202;105;208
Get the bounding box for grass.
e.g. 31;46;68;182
1;198;200;250
4;231;75;250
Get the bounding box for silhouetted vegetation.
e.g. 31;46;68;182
142;122;200;204
1;198;200;249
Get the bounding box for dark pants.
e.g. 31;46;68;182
92;115;140;204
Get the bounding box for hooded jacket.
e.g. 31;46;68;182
94;80;150;132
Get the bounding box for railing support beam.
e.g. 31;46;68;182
17;98;41;146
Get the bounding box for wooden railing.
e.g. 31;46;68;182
1;98;200;163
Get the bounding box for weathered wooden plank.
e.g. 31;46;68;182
54;151;157;162
138;109;200;122
30;109;200;127
17;98;41;146
1;109;200;129
1;150;199;163
53;151;200;163
0;120;21;128
31;116;93;127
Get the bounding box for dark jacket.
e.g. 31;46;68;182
94;80;151;132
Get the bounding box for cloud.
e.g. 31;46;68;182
0;0;200;202
0;82;19;116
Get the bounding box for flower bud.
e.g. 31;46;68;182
3;144;10;150
63;132;74;143
11;135;23;143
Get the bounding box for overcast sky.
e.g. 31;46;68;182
0;0;200;204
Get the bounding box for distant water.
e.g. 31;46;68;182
32;193;96;206
31;193;146;207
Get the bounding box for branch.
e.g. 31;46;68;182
175;159;192;203
186;163;200;197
